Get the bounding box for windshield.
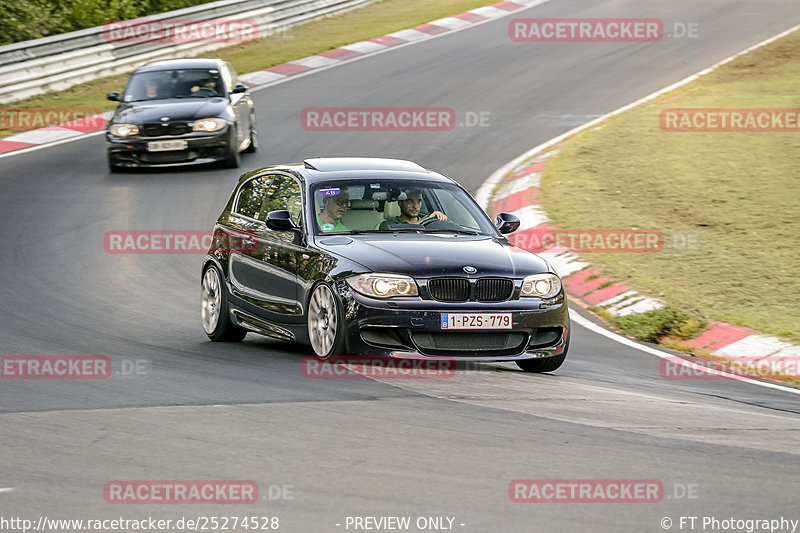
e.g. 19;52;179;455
310;179;497;236
123;69;224;102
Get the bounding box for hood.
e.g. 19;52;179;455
316;234;552;278
112;98;230;124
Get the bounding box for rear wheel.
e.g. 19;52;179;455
516;328;570;373
202;264;246;342
307;283;345;360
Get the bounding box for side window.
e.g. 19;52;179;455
235;176;272;219
258;174;303;225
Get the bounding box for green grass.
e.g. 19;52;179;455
608;307;706;344
0;0;494;137
540;28;800;343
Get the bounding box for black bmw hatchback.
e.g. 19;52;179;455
106;58;256;171
201;158;570;372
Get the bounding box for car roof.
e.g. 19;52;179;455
308;157;451;184
135;58;225;72
305;157;425;173
238;158;454;185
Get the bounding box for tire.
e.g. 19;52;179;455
243;125;257;153
223;127;241;168
108;157;122;173
516;327;570;373
201;264;247;342
307;283;345;360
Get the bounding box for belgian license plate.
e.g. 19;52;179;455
147;140;187;152
441;313;512;330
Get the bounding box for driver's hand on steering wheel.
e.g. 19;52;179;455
421;211;447;222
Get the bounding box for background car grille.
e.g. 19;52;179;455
142;122;191;137
411;332;527;355
428;277;513;302
428;278;469;302
476;278;514;302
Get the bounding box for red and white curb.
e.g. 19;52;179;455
475;23;800;367
0;0;549;157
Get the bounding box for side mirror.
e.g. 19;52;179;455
495;213;520;234
107;92;120;102
231;84;247;94
266;210;299;231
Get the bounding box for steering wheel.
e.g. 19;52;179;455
193;87;217;97
420;215;438;226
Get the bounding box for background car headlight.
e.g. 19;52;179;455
109;124;139;136
346;273;418;298
521;273;562;299
192;118;226;132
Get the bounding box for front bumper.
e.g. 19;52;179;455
336;284;569;361
106;128;233;167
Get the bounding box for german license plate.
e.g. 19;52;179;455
440;313;512;330
147;140;187;152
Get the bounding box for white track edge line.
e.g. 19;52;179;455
571;312;800;395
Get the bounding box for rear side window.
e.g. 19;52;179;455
258;174;303;224
235;176;273;219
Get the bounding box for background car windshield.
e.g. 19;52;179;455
123;69;224;101
310;180;496;235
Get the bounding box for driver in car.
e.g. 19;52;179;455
380;189;447;229
190;77;221;96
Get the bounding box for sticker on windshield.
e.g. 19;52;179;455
321;223;335;232
320;188;340;197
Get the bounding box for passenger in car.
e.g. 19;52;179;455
316;190;350;232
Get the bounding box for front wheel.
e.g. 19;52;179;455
243;126;257;153
307;283;345;360
222;127;241;168
202;264;246;342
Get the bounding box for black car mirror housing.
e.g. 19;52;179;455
495;213;521;234
231;84;247;94
266;210;300;232
107;92;120;102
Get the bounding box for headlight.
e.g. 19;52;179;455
192;118;226;132
346;273;418;298
109;123;139;136
521;273;562;299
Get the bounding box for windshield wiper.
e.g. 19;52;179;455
423;229;481;235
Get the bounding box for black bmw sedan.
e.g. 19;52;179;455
201;158;570;372
105;58;256;171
